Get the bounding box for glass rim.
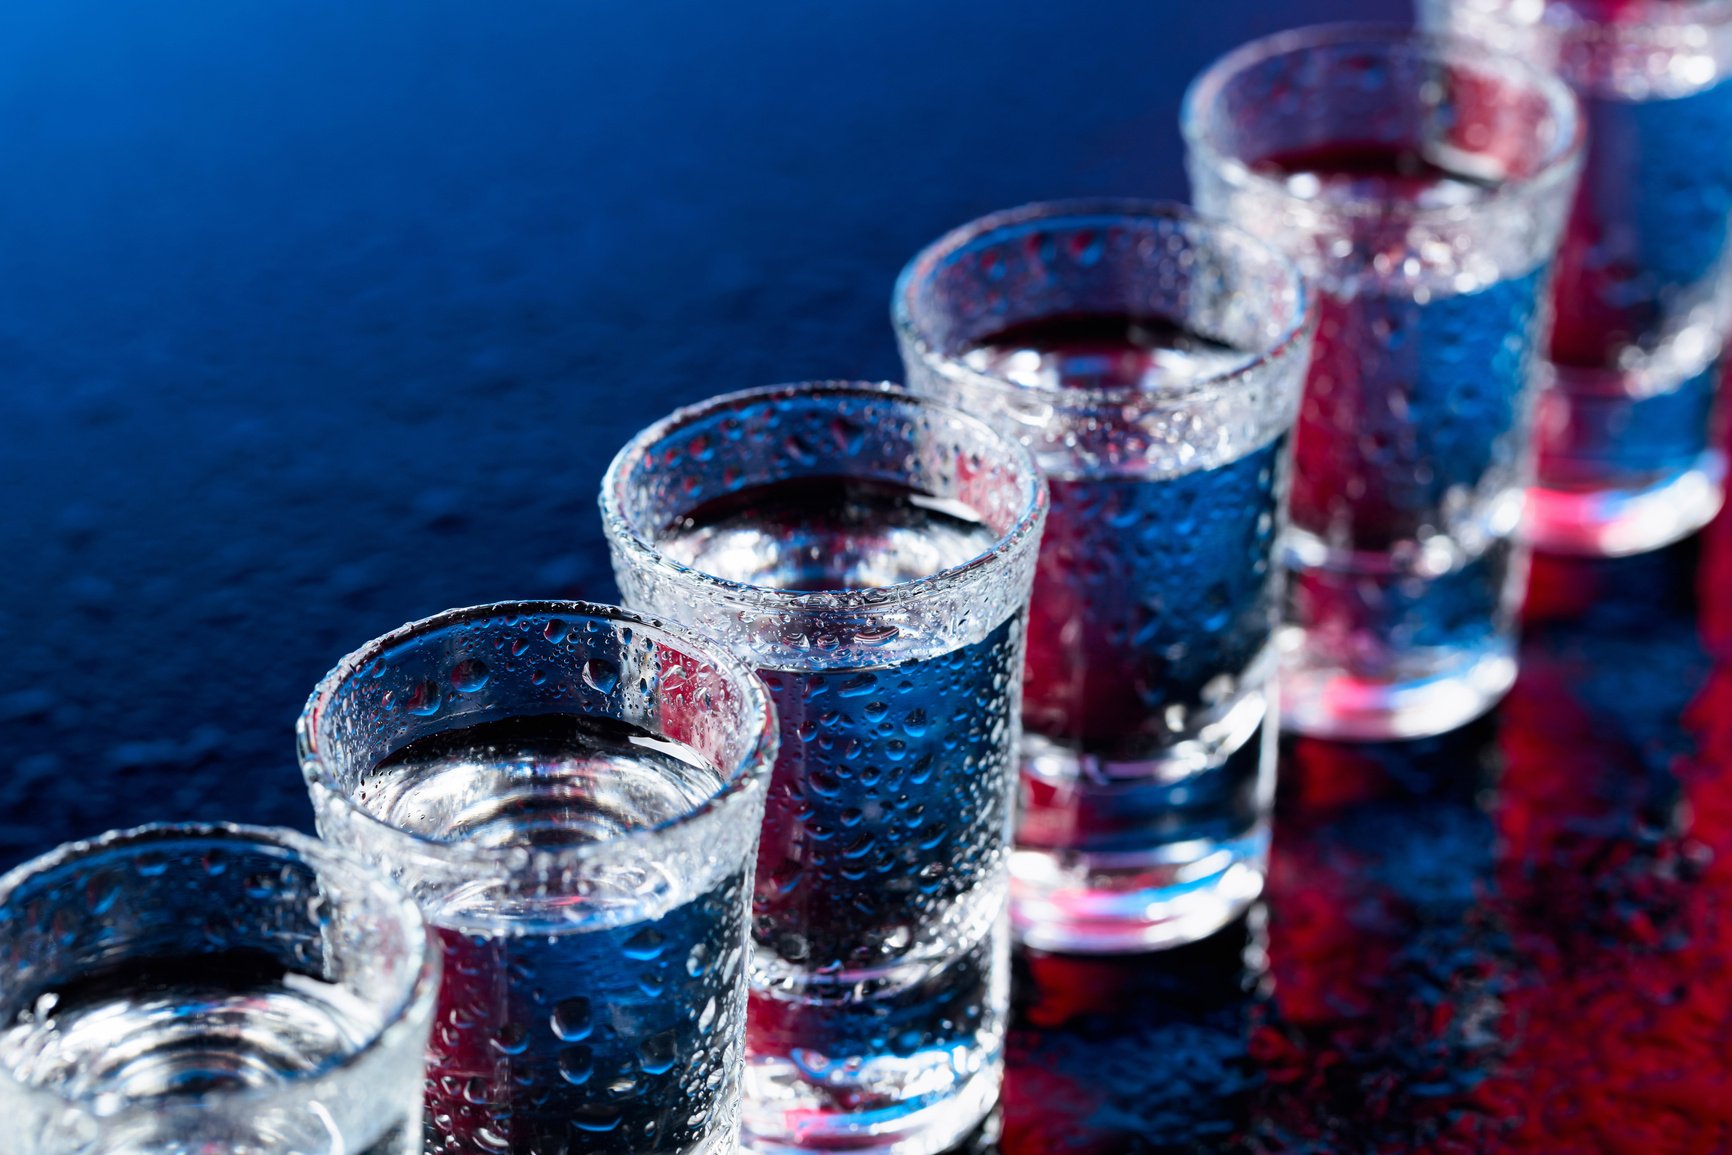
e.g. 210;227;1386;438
297;599;779;868
1181;22;1586;221
600;379;1049;613
0;821;440;1115
890;198;1316;408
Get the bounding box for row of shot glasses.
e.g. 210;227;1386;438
7;5;1732;1152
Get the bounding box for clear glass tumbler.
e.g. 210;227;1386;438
1424;0;1732;556
1185;23;1584;739
893;200;1313;953
0;822;438;1155
298;600;776;1155
601;382;1047;1155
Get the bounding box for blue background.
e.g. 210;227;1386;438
0;0;1399;860
15;7;1732;1151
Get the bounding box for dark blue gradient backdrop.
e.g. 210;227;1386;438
22;4;1732;1153
0;0;1398;856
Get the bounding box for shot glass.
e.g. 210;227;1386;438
894;201;1313;953
1184;24;1584;739
1424;0;1732;556
0;823;438;1155
601;382;1047;1155
298;600;776;1155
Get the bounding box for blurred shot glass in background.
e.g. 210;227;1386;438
1425;0;1732;556
603;382;1046;1155
1185;24;1583;739
299;600;775;1155
0;823;438;1155
893;202;1312;953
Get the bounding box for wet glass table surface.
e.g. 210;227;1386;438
985;532;1732;1153
2;0;1726;1150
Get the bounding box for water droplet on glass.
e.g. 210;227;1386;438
451;659;490;694
583;658;620;694
622;928;665;960
638;1031;677;1075
489;1022;528;1055
551;997;592;1041
557;1045;594;1085
405;681;443;716
572;1106;622;1133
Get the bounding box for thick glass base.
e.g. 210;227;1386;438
1280;530;1523;741
1009;718;1273;954
1526;450;1726;557
743;1056;1002;1155
741;926;1006;1155
1279;628;1517;741
1010;828;1268;954
1528;352;1724;557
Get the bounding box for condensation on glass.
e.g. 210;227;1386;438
0;822;438;1155
1185;23;1584;739
299;600;776;1155
894;200;1312;953
1424;0;1732;556
603;382;1046;1155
